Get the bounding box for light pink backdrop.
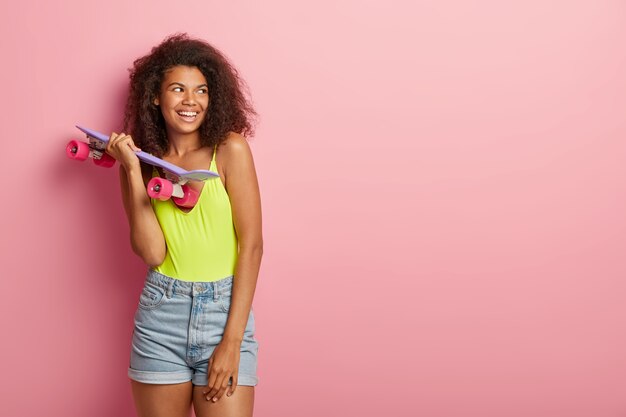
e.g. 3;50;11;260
1;1;625;416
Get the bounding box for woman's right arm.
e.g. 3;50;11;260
108;133;166;267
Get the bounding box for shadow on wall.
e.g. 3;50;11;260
52;79;147;417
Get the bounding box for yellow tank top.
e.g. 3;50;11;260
151;146;238;282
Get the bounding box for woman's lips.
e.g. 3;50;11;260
176;110;199;122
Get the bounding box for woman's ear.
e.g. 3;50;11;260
153;98;160;106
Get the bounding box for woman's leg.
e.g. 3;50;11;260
131;380;194;417
192;386;254;417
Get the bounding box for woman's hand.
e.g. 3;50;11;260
202;339;241;402
105;132;141;170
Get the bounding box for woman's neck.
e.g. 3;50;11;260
165;129;203;157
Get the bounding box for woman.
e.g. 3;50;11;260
105;33;262;417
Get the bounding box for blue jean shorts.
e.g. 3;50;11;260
128;269;259;386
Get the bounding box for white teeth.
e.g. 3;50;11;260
178;111;198;117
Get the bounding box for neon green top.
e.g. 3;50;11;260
152;146;238;282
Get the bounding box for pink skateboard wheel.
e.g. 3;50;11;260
172;184;199;208
66;140;89;161
147;177;173;200
93;152;116;168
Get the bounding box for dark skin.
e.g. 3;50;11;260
107;66;262;417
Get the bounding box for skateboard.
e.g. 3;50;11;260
66;126;219;207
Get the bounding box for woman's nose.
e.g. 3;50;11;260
182;91;196;105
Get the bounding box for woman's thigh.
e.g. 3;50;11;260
131;380;194;417
192;385;254;417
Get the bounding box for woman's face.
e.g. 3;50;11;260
154;65;209;136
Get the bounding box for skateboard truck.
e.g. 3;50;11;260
66;138;116;168
147;175;199;208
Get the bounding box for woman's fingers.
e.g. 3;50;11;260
203;360;236;402
213;377;231;402
117;133;141;152
112;133;131;149
107;132;126;153
203;358;220;400
108;132;132;149
205;373;231;402
105;132;118;154
106;133;140;165
205;372;222;401
227;374;237;397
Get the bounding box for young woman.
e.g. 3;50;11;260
105;33;262;417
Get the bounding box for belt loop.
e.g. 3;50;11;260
213;281;219;301
167;278;175;299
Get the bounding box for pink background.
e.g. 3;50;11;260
1;1;626;416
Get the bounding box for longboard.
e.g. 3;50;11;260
66;126;219;207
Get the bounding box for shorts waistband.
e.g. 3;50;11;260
146;269;233;299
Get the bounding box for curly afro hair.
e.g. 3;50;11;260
124;33;257;157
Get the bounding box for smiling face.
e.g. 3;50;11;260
154;65;209;137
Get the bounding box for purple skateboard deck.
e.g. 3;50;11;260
75;126;219;181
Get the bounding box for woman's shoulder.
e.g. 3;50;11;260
218;132;255;178
219;132;249;152
219;132;252;161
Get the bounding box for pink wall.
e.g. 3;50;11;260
2;1;626;416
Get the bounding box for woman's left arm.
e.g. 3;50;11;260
223;134;263;343
203;134;262;402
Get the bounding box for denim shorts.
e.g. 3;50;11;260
128;269;259;386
